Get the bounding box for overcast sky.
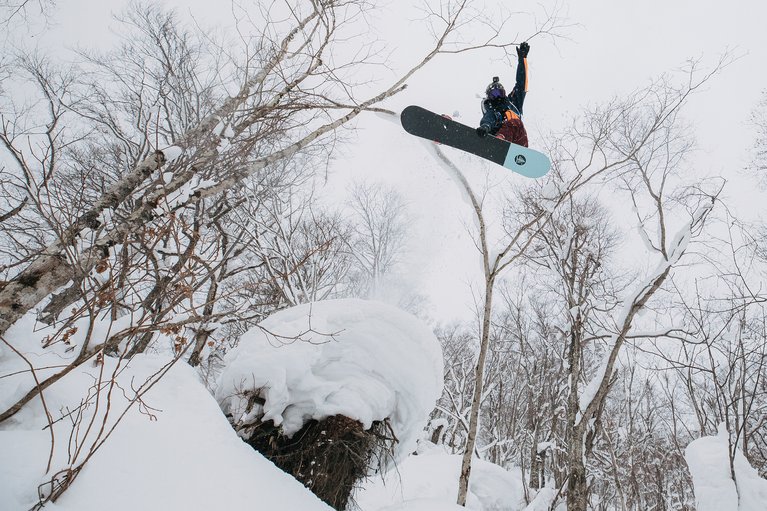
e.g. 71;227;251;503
31;0;767;321
41;0;767;178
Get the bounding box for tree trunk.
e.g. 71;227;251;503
457;276;495;505
530;445;544;490
566;432;589;511
0;150;167;335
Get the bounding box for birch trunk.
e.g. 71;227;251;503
457;275;495;505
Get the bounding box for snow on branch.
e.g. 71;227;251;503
577;192;719;425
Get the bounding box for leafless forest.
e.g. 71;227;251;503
1;1;765;510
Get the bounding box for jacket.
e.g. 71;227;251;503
479;53;529;147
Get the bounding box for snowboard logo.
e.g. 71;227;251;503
514;154;527;165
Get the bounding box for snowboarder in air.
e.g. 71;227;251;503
476;41;530;147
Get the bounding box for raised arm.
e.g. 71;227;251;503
509;42;529;115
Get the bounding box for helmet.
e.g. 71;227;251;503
485;76;505;99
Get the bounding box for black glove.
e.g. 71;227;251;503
476;125;489;137
517;41;530;58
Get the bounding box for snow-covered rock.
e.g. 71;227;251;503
215;298;444;467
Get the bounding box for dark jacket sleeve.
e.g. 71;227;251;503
480;101;499;131
508;54;528;116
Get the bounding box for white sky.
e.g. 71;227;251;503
29;0;767;322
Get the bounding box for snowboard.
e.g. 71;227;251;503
400;105;550;178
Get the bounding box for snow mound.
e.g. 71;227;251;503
354;443;526;511
521;488;560;511
215;299;444;466
685;424;767;511
0;355;332;511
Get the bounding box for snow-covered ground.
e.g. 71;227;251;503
1;299;448;511
0;354;334;511
0;298;539;511
3;296;767;511
354;441;528;511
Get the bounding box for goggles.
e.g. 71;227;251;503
487;85;505;99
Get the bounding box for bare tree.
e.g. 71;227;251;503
345;180;409;298
0;0;563;336
0;2;571;505
556;96;721;511
431;323;477;452
233;187;355;307
420;57;729;507
0;0;53;25
664;225;767;489
519;192;621;500
750;89;767;175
